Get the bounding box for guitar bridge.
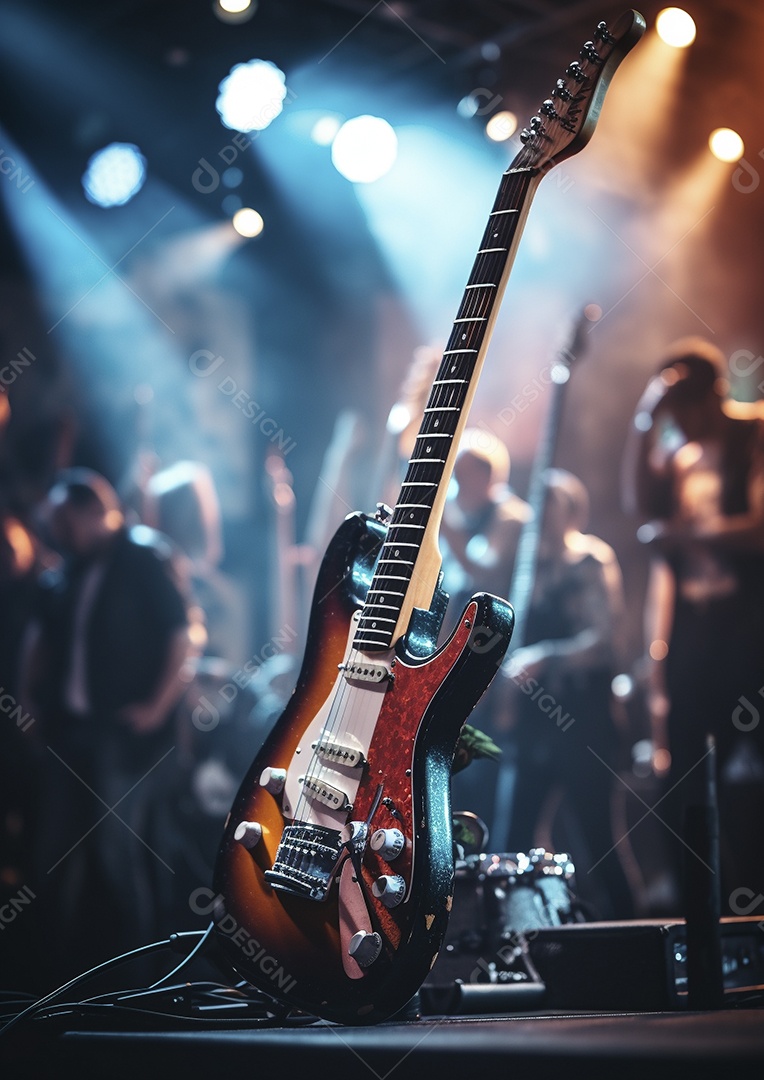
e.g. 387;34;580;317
265;823;343;901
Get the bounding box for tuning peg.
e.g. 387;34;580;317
519;128;533;144
529;115;544;130
552;79;572;101
579;41;603;64
540;99;557;118
594;21;615;44
566;60;585;82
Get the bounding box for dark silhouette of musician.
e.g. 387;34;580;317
622;336;764;915
19;468;194;984
495;468;635;919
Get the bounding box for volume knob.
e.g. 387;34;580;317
348;930;383;968
370;828;405;861
234;821;262;849
372;874;406;908
259;767;286;794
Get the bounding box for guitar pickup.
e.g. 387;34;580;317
312;732;365;769
299;775;351;811
339;661;393;684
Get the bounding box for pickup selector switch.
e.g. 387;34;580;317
372;874;406;908
370;828;405;861
259;767;286;794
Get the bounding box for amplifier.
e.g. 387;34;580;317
422;917;764;1014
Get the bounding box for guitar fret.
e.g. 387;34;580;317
378;558;414;566
408;457;445;464
367;589;405;596
454;317;487;322
489;209;520;215
443;349;477;355
478;247;507;253
401;481;437;486
372;574;410;581
465;283;497;289
359;614;397;623
383;541;419;547
415;432;451;437
395;503;430;509
387;523;425;530
423;406;459;413
353;636;391;647
432;379;468;385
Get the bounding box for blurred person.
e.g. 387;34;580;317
19;468;194;985
441;428;531;833
622;336;764;914
494;468;635;919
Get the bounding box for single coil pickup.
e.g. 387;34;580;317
312;735;365;769
339;660;392;684
299;775;351;811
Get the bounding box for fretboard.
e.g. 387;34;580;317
353;160;541;653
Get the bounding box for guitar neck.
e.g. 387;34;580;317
354;162;543;653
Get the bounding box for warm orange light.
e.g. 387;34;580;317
649;639;669;661
708;127;744;163
485;111;518;142
656;8;696;48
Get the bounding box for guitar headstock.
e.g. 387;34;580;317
514;10;646;173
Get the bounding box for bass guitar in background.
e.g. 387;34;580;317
211;11;645;1026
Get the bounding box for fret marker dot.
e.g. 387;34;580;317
461;333;467;341
409;513;414;519
426;446;432;453
451;364;457;372
371;622;377;628
394;549;400;556
434;419;439;427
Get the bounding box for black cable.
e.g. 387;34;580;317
0;929;207;1039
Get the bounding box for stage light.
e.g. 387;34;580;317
330;116;398;184
81;142;147;207
311;115;342;146
213;0;257;24
216;59;287;133
232;207;264;237
655;8;696;48
485;111;517;142
709;127;744;163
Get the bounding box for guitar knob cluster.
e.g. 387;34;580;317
234;820;262;849
370;828;405;861
372;874;406;908
348;930;383;968
259;767;287;794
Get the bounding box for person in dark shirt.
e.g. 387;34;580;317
19;468;193;985
494;468;635;919
622;337;764;915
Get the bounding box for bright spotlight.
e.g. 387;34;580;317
330;116;398;184
82;142;147;207
216;59;287;133
485;110;517;142
655;8;697;48
214;0;257;23
709;127;744;163
232;207;264;237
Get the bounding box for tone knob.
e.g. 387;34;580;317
372;874;406;908
259;767;286;794
234;821;262;849
348;930;383;968
370;828;405;861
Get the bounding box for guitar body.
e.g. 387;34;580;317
212;511;514;1024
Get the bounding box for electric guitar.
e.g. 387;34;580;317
212;10;645;1025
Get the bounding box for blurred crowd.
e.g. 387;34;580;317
2;332;764;994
